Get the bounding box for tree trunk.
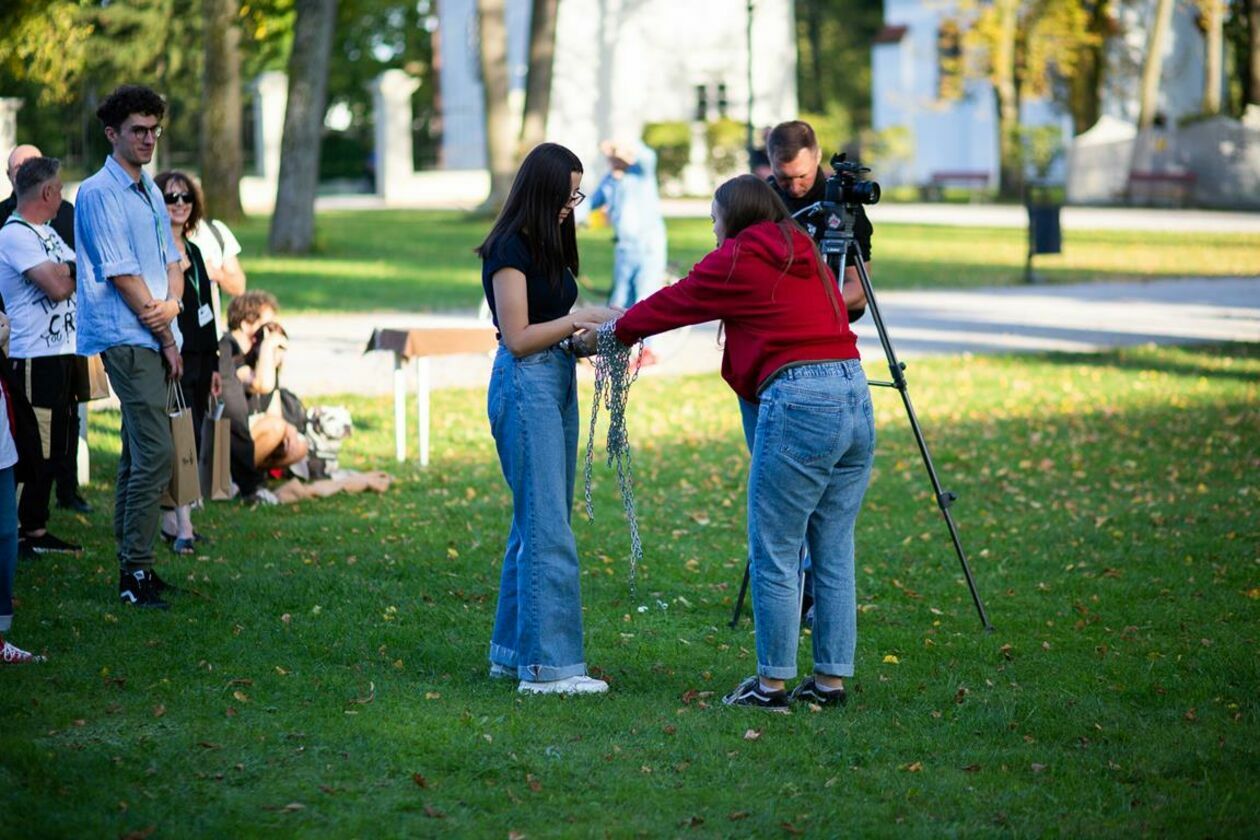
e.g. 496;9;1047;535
1203;0;1223;114
1249;0;1260;106
479;0;515;211
1068;1;1110;133
268;0;338;254
518;0;559;155
1137;0;1175;129
805;0;825;113
993;0;1022;198
201;0;244;222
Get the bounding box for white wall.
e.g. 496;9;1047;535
439;0;798;181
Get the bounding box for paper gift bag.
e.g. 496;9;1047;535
72;354;111;402
199;397;233;501
161;384;202;508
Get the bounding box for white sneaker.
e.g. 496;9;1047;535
1;640;46;664
248;487;280;506
518;675;609;695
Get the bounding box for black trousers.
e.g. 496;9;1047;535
10;355;77;533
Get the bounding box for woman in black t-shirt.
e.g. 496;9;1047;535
156;171;222;554
476;143;621;696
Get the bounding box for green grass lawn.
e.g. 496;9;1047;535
230;210;1260;314
1;342;1256;836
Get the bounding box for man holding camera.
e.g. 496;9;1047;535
765;120;870;316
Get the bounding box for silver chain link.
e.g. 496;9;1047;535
583;321;643;592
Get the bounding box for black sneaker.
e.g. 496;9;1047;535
789;675;847;707
147;568;180;595
22;532;83;555
119;569;169;609
57;495;94;514
721;676;791;713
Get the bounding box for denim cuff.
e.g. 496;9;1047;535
757;663;799;680
812;661;855;678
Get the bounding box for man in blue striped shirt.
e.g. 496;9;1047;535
75;85;185;609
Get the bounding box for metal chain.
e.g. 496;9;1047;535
583;321;644;591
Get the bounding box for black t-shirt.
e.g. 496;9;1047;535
480;230;577;332
177;239;218;354
768;168;873;263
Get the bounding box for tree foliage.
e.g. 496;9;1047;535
794;0;884;144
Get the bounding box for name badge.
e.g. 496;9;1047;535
197;303;214;327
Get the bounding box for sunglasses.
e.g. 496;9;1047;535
164;192;194;205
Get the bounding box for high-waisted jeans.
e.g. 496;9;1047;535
486;344;587;681
745;360;876;680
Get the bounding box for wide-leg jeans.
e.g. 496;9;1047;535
487;344;587;681
746;360;876;680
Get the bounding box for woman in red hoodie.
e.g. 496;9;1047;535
579;175;876;712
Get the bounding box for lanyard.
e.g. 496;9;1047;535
184;241;203;299
3;213;63;261
134;178;168;265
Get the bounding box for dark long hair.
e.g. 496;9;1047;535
713;174;842;320
476;143;582;287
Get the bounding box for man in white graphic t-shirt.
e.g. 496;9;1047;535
0;156;82;556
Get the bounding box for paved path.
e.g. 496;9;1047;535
280;277;1260;397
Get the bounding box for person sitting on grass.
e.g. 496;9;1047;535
219;291;307;506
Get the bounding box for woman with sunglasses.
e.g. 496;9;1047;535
477;143;621;696
154;172;221;554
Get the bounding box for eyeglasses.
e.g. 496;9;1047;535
567;190;586;207
164;192;193;205
127;125;163;140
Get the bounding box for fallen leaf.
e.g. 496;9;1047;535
780;822;803;835
902;761;923;772
197;741;221;750
1031;763;1047;774
728;811;750;821
1184;708;1197;721
424;692;441;700
742;729;762;741
232;691;249;703
882;654;900;665
281;802;305;813
423;804;446;819
526;774;542;793
412;773;428;789
962;764;982;773
508;832;526;840
348;682;376;705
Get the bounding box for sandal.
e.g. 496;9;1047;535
162;529;211;545
171;537;197;555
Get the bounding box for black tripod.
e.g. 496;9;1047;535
729;167;993;632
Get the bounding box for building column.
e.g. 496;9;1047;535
370;70;421;201
0;98;23;202
253;71;288;182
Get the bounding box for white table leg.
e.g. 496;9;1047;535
393;355;407;462
77;402;90;485
416;356;431;467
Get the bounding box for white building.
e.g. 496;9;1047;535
870;0;1227;191
871;0;1068;188
437;0;798;177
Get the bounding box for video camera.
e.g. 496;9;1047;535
823;152;880;207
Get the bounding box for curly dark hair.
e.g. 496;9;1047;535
95;85;166;130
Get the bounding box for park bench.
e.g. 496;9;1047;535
919;170;991;202
1126;170;1196;207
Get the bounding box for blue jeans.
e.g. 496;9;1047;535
609;240;666;309
0;466;18;633
746;361;876;680
486;344;587;681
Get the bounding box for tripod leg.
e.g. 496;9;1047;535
852;256;994;631
730;560;751;628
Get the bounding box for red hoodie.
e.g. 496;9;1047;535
614;220;859;402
